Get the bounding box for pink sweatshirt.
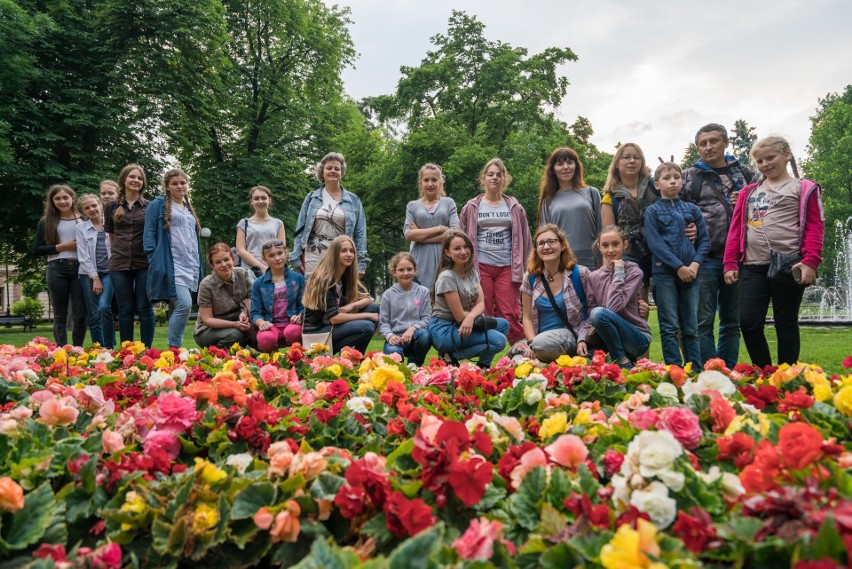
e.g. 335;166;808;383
585;261;650;336
723;179;824;272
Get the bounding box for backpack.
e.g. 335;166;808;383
688;163;755;203
529;265;588;320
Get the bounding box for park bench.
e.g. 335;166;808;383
0;315;35;332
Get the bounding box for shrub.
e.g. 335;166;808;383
11;296;45;322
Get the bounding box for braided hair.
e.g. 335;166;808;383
162;168;201;232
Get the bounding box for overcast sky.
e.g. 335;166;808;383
332;0;851;165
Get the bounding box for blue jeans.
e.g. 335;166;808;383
429;317;509;368
654;272;700;368
80;272;115;349
383;328;432;367
167;285;193;348
110;269;155;347
697;257;740;368
589;307;651;365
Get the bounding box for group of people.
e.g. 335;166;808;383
33;122;824;370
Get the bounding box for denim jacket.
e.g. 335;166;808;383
644;198;709;275
289;187;368;272
250;266;306;324
143;196;204;301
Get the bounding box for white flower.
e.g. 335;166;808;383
146;370;171;390
226;453;254;474
626;430;683;479
656;382;679;400
94;352;114;364
177;348;189;362
657;469;685;492
611;474;631;506
630;481;677;528
171;368;187;383
682;370;736;400
465;414;499;440
699;466;745;501
523;386;543;405
346;397;374;414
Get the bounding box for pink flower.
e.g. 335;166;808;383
418;414;443;444
101;429;125;453
0;477;24;512
39;396;79;426
30;389;55;405
413;368;451;387
269;501;301;543
658;407;703;449
143;429;181;459
298;390;317;405
631;408;660;430
545;434;588;468
154;392;197;434
452;517;504;561
267;441;295;477
510;447;548;490
288;451;327;480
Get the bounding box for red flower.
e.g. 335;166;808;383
497;442;538;485
739;384;779;411
778;422;823;471
384;491;435;537
777;388;815;414
564;492;610;529
706;390;736;433
716;432;756;468
614;506;651;529
34;544;68;563
671;507;720;553
842;355;852;369
448;456;493;507
324;379;351;401
602;449;625;478
740;441;782;493
793;560;841;569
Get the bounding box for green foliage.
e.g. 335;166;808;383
10;297;43;322
803;85;852;283
680;143;700;169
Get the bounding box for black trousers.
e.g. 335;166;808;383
738;264;805;367
47;259;87;346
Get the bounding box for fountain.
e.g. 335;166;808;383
799;217;852;326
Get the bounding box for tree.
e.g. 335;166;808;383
803;85;852;283
680;144;700;169
730;119;757;163
360;11;610;286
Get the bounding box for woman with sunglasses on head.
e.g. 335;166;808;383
250;240;306;353
194;243;255;349
512;224;592;363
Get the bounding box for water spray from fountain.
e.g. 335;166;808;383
801;217;852;324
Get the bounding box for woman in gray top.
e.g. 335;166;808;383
537;147;602;269
404;163;459;291
235;185;286;278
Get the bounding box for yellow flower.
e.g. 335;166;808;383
328;363;343;378
556;355;586;367
834;386;852;416
154;357;170;369
76;353;89;363
600;519;661;569
359;359;376;374
357;381;372;397
574;409;591;425
195;458;227;485
222;359;235;371
53;348;67;364
192;503;220;532
515;362;533;378
120;491;146;514
539;411;568;440
123;341;146;355
369;366;404;392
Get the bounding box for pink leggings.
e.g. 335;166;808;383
256;323;302;353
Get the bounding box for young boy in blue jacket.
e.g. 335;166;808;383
644;162;710;368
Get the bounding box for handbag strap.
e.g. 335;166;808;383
540;275;577;339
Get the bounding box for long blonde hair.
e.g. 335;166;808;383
750;136;800;178
602;143;650;195
418;163;447;199
303;236;366;311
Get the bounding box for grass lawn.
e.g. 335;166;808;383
3;312;851;374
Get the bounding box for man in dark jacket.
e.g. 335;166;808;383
681;123;756;368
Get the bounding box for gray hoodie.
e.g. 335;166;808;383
378;283;432;340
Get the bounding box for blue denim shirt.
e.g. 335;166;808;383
250;266;305;324
289;187;368;272
644;198;710;275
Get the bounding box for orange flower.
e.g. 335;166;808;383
183;381;218;403
0;477;24;512
269;500;301;543
215;377;247;406
39;396;79;426
668;365;686;387
777;422;823;471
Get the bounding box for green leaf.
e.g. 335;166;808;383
310;472;346;500
540;542;585;568
231;482;277;520
388;523;444;569
537;502;567;538
545;468;573;508
509;466;546;531
806;515;845;561
386;438;415;468
577;463;600;498
0;483;55;549
96;374;120;388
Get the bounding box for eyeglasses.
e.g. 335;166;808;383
261;240;285;250
620;155;642;162
536;239;559;249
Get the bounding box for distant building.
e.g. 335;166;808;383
0;264;51;317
